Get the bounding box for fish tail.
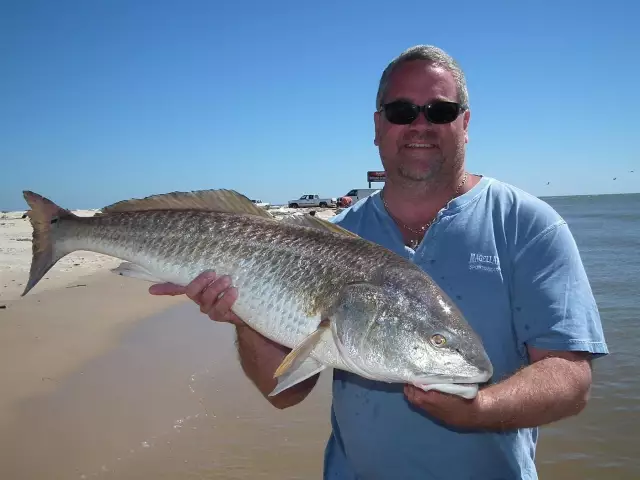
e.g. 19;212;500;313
21;191;75;296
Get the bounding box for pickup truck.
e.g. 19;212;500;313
250;199;271;208
336;188;380;207
288;194;336;208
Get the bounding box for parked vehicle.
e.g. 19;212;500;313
250;199;270;208
287;194;337;208
337;188;379;207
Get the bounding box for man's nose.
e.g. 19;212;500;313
408;112;435;131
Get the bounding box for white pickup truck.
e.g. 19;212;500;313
337;188;380;207
288;194;337;208
250;199;271;208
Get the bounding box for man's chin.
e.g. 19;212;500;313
397;166;436;183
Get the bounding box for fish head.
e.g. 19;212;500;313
330;267;493;399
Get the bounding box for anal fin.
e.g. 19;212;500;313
269;356;326;397
111;261;164;283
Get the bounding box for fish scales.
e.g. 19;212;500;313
20;188;494;399
52;210;400;349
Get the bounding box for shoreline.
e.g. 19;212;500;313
0;271;186;429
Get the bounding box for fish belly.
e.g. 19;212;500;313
55;221;349;371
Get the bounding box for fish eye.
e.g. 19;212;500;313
431;334;446;347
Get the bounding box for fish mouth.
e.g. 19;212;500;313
415;382;480;399
411;372;492;400
413;372;492;385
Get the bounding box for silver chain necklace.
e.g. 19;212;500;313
382;171;469;248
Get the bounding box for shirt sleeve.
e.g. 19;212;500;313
511;220;608;357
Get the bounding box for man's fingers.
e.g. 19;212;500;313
224;312;245;327
212;286;239;322
405;385;435;406
148;271;216;297
185;270;217;303
190;273;241;326
200;275;232;314
149;283;187;296
148;270;243;327
405;385;417;405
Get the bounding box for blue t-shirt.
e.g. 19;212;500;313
323;175;608;480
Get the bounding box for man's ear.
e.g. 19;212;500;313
374;110;381;146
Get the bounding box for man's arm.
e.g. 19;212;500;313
235;324;320;409
405;347;593;431
149;271;319;409
475;347;592;429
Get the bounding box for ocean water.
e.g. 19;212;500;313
0;193;637;479
534;193;640;478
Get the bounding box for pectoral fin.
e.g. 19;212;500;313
274;320;329;378
268;356;326;397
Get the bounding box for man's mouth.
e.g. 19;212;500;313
405;143;437;149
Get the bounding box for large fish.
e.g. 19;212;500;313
21;189;493;399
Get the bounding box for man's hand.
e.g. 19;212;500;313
404;386;488;430
149;270;244;327
405;349;592;431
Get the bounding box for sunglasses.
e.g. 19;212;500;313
379;100;467;125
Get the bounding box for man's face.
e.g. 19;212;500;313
374;61;470;185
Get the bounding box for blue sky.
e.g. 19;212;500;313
1;0;637;210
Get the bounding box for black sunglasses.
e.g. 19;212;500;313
379;100;467;125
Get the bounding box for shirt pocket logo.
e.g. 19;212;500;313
468;252;501;273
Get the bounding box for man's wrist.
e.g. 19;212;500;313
472;388;503;430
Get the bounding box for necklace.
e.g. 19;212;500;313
382;171;469;248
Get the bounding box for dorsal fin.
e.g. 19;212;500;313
279;214;360;238
101;189;274;219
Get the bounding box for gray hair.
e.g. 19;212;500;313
376;45;469;110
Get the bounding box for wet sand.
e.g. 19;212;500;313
0;273;185;429
0;274;333;480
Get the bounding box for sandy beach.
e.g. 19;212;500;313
0;205;337;479
0;209;124;302
0;272;187;427
0;272;333;479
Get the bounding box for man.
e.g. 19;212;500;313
150;45;608;479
